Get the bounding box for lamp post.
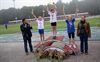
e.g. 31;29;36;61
74;0;79;17
13;0;18;23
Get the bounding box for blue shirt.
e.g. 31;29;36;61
66;18;75;33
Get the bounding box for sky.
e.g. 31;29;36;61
0;0;73;10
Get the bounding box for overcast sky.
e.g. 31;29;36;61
0;0;73;10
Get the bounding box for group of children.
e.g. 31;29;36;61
35;4;75;43
20;3;91;55
32;3;57;41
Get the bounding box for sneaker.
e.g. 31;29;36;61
85;53;88;55
31;51;34;53
80;52;84;54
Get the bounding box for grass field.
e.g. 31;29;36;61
0;17;100;35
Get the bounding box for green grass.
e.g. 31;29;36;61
0;17;100;35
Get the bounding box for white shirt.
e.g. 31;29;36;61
48;11;57;23
36;19;44;29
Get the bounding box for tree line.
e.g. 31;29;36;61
0;0;100;24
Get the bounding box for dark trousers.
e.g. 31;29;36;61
80;34;88;53
23;36;33;53
68;32;75;39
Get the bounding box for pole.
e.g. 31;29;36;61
13;0;15;8
13;0;17;23
43;9;45;17
75;0;79;17
32;8;34;15
63;4;65;16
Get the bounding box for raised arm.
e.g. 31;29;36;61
32;8;37;20
32;12;38;22
46;6;49;12
65;16;69;23
32;13;37;19
53;2;57;10
46;6;51;15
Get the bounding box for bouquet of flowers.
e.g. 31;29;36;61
34;41;55;59
34;41;79;60
44;47;65;60
63;43;79;55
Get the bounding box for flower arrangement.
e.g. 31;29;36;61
34;41;79;61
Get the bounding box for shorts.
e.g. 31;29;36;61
51;22;57;26
68;32;75;38
38;29;44;34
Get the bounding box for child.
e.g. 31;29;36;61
47;3;57;39
36;16;45;41
65;15;75;43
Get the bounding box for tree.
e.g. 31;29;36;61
0;0;100;24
